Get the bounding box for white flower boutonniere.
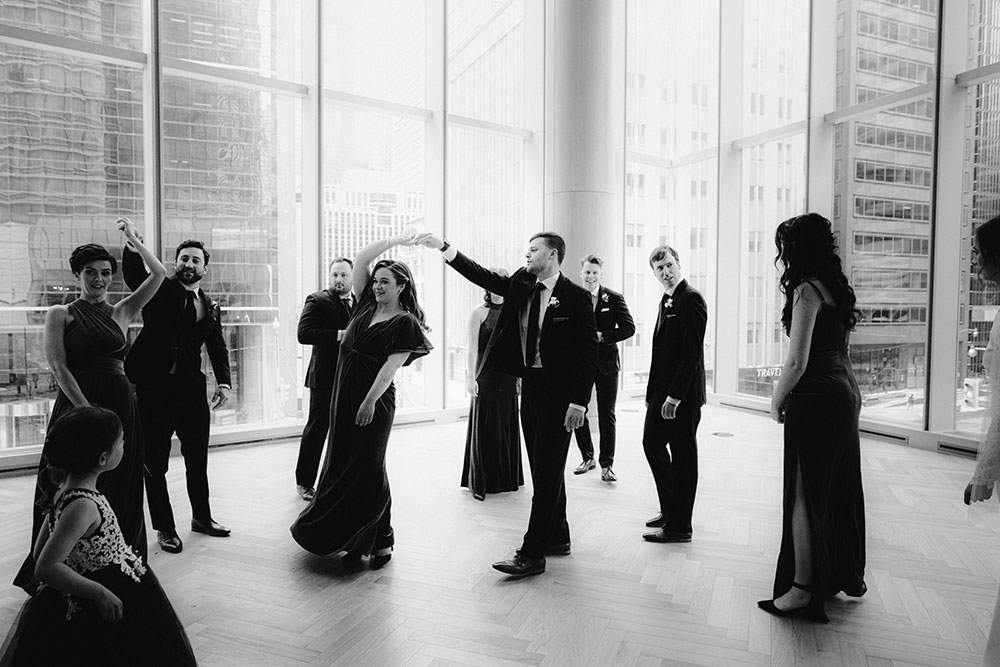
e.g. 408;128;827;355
548;296;560;308
601;292;609;302
664;297;674;310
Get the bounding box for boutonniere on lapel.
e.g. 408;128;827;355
548;296;560;309
601;293;609;302
664;297;674;310
208;300;221;318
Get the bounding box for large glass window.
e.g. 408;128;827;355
0;43;144;450
625;0;720;391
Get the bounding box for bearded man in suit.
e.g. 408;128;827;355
419;231;598;577
641;245;707;544
294;257;355;501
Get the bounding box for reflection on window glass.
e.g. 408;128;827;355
737;136;808;396
625;0;720;391
160;0;303;81
0;44;144;450
831;0;936;426
1;0;143;51
323;0;425;105
162;76;303;428
321;106;427;408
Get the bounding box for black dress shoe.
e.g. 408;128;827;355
642;528;692;543
841;580;867;598
645;513;667;528
157;530;183;554
371;547;392;570
191;518;231;537
757;582;829;623
492;555;545;577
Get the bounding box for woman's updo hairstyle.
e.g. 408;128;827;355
69;244;118;275
45;406;122;475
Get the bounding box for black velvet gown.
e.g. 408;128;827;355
461;304;523;499
774;292;866;621
290;303;431;556
15;300;146;593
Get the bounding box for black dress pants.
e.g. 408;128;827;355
642;402;701;534
518;368;572;558
295;385;333;488
137;377;212;532
574;371;619;468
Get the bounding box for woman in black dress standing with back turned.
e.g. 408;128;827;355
759;213;866;623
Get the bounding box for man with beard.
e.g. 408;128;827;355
294;257;354;501
124;239;233;554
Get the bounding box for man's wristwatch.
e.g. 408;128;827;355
440;239;451;253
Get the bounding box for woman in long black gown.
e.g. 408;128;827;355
462;278;522;500
291;233;431;569
15;219;166;594
759;213;866;623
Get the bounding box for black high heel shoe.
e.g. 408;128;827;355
757;582;829;623
371;546;392;570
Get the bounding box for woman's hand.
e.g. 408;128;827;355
770;401;785;423
117;217;142;246
92;586;123;624
966;481;994;505
355;398;376;426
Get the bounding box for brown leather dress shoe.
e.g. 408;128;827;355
191;518;231;537
642;528;692;543
492;555;545;577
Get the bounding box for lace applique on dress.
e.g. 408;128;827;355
47;488;146;620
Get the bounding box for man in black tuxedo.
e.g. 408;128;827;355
419;231;598;577
294;257;354;501
641;245;707;544
573;254;635;482
124;239;233;554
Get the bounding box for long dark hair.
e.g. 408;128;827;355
362;259;429;330
975;214;1000;283
774;213;860;334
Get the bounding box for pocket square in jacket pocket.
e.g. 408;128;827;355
552;316;569;323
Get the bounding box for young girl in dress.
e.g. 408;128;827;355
1;406;197;666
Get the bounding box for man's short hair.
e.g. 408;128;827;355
580;254;604;267
175;239;210;265
529;231;566;264
648;245;680;268
329;256;354;269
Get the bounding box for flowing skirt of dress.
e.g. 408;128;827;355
290;378;395;557
14;374;146;593
1;567;196;666
461;369;523;498
774;351;866;621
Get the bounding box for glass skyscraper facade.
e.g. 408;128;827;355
0;0;997;462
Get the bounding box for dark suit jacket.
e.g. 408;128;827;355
122;249;231;387
448;252;598;408
646;279;707;408
591;286;635;376
297;289;351;390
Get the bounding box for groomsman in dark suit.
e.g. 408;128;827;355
573;254;635;482
294;257;354;501
418;231;598;577
124;239;233;554
641;245;707;544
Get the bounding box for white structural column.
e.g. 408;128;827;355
544;0;625;272
713;0;744;395
926;1;967;434
805;0;835;216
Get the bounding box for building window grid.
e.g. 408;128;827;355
855;159;932;188
852;268;929;290
856;49;934;84
854;196;931;222
856;122;933;154
857;12;936;51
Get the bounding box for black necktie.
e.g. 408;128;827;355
184;291;197;324
525;283;544;367
342;296;353;313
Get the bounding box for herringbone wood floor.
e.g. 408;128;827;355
0;400;995;666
